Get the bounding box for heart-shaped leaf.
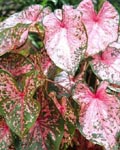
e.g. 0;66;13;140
0;70;41;137
20;89;64;150
43;5;87;75
90;47;120;85
77;0;119;56
0;53;34;76
73;82;120;150
0;119;12;150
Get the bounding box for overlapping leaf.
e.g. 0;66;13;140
54;71;75;91
21;90;64;150
0;5;51;56
73;82;120;150
78;0;119;56
0;53;33;76
0;70;41;137
0;23;29;56
0;119;12;150
0;5;43;31
90;47;120;85
43;5;87;75
49;92;76;149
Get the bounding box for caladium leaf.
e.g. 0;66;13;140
78;0;119;56
90;47;120;85
73;82;120;150
0;53;33;76
0;5;43;31
21;90;64;150
0;119;12;150
43;5;87;75
49;92;76;149
0;70;40;137
0;23;29;56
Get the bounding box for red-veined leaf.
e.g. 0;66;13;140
0;23;29;56
0;70;40;137
90;47;120;85
0;119;12;150
0;53;33;76
43;5;87;75
73;81;120;149
78;0;119;56
21;89;64;150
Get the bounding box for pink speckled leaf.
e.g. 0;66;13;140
78;0;119;56
0;70;40;137
73;82;120;149
0;120;12;150
0;5;51;56
90;47;120;85
0;5;43;31
0;53;33;76
110;31;120;49
43;5;87;75
49;92;76;149
0;23;29;56
21;90;64;150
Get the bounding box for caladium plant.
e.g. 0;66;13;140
0;0;120;150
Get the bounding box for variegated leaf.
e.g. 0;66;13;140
40;49;55;77
0;53;33;76
21;90;64;150
90;47;120;85
0;70;40;137
49;92;76;149
78;0;119;56
73;82;120;150
0;119;12;150
0;5;43;31
0;23;29;56
110;30;120;49
43;5;87;75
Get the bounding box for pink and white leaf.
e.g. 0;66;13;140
110;30;120;49
78;0;119;56
43;5;87;75
73;81;120;149
91;47;120;85
0;5;43;31
0;120;12;149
